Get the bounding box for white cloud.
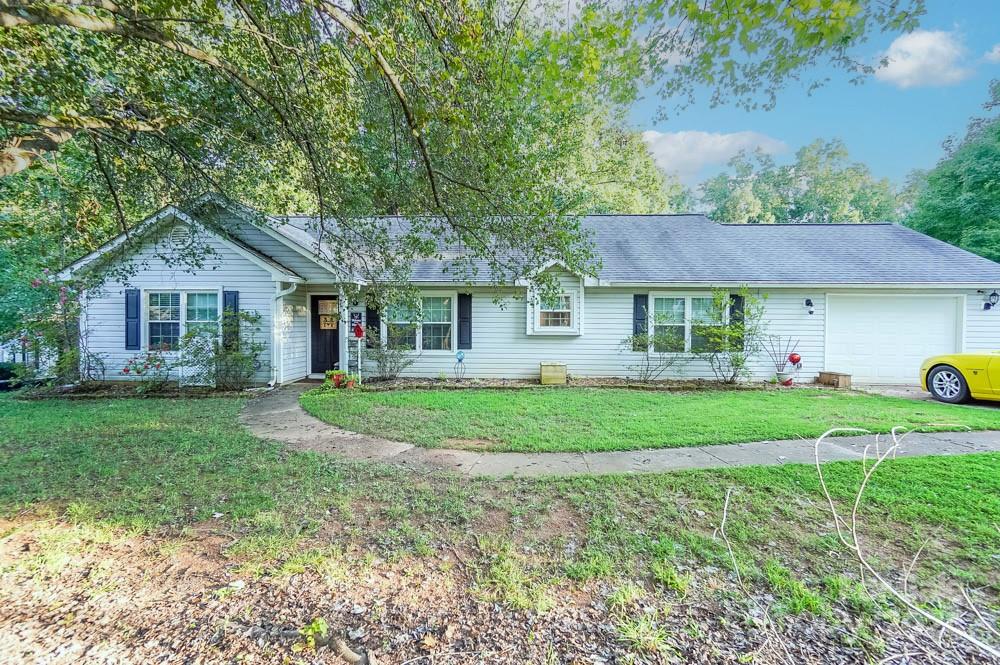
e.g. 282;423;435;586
641;130;787;184
984;44;1000;64
875;30;973;89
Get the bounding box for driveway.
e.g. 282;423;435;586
853;383;931;400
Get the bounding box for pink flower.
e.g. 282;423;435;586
30;279;42;288
42;268;49;274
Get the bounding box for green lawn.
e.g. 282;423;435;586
2;393;998;614
299;387;1000;453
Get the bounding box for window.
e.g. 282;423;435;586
421;296;452;351
147;291;220;351
385;303;418;351
539;294;572;328
652;297;685;352
382;296;455;352
148;292;181;351
186;293;220;338
648;295;726;353
690;296;723;353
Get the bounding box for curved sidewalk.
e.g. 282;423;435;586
239;384;1000;478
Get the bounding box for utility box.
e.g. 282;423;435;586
818;371;851;389
540;362;567;385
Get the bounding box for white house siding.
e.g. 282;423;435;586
83;223;276;384
278;287;309;382
358;285;827;381
964;290;1000;352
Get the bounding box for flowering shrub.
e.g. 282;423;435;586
122;351;171;392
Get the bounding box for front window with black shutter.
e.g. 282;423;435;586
647;295;728;353
148;292;181;351
385;303;418;351
146;291;220;352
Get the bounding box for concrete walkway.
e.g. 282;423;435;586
239;384;1000;478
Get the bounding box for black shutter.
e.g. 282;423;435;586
222;290;239;349
730;293;745;350
632;294;648;351
125;288;140;350
457;293;472;350
365;306;381;349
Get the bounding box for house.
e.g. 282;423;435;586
57;195;1000;385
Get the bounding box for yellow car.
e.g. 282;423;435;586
921;352;1000;403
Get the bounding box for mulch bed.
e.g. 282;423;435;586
14;381;259;400
357;376;815;393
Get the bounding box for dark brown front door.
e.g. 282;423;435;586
311;295;340;373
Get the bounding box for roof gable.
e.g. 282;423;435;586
56;206;303;283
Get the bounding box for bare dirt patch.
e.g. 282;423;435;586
443;437;501;451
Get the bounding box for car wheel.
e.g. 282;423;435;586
927;365;970;404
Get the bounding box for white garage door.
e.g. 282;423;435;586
827;295;961;383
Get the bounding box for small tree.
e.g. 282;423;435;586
620;328;688;381
692;287;767;384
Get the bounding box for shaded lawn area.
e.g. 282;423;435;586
2;391;998;665
2;392;998;598
299;386;1000;452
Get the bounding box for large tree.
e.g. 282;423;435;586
700;139;901;224
0;0;922;290
906;82;1000;261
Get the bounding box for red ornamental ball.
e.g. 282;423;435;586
788;352;802;365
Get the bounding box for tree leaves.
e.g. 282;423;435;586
907;83;1000;261
700;139;901;224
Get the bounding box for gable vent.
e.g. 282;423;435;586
168;225;191;247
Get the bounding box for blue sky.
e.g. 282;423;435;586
631;1;1000;189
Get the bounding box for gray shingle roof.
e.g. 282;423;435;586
582;215;1000;284
272;213;1000;285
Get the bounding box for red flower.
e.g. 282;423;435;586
122;368;130;374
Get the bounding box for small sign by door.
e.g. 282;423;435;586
349;311;362;334
318;298;338;330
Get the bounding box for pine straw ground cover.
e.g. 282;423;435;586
1;394;998;663
299;386;1000;453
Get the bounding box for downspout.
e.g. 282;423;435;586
270;281;299;387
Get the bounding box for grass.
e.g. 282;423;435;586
2;392;998;614
299;386;1000;453
616;613;672;655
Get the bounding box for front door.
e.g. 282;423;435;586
311;295;340;374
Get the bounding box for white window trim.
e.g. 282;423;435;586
537;293;575;329
380;291;458;355
142;289;222;354
644;292;728;354
527;286;583;336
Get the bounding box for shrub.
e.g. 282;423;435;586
178;310;267;390
692;287;767;384
122;351;172;393
364;326;418;381
619;328;689;381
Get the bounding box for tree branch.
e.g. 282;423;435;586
315;1;445;209
0;2;294;135
0;127;74;176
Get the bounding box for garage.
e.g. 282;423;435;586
826;294;962;383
